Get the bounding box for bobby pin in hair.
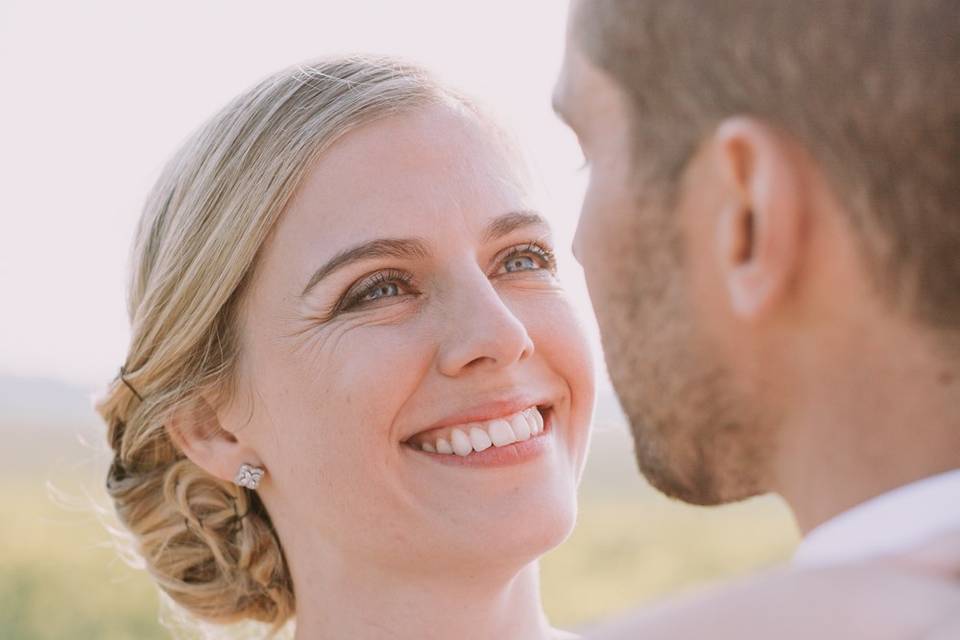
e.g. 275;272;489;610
119;366;144;402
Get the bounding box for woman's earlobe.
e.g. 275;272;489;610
165;395;262;486
234;463;266;490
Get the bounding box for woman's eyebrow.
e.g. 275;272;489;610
300;210;550;298
482;210;550;244
300;238;428;298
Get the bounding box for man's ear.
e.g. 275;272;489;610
713;117;808;320
166;394;265;486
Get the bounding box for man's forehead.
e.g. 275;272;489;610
551;62;573;123
567;0;591;34
553;0;594;117
553;43;591;125
555;44;624;129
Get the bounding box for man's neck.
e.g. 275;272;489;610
774;347;960;535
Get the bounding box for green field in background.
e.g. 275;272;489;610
1;470;798;639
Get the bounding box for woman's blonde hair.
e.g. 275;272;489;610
95;55;459;634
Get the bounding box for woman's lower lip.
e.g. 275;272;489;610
408;409;554;468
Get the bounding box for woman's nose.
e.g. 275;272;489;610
435;274;535;377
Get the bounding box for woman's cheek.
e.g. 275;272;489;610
569;356;598;476
311;320;432;434
284;326;431;535
540;297;596;471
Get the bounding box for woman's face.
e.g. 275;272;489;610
222;102;595;578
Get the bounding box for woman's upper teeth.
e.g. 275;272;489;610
414;407;545;456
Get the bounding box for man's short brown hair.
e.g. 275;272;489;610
575;0;960;329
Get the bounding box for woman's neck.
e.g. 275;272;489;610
291;555;556;640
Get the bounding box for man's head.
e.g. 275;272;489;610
554;0;960;506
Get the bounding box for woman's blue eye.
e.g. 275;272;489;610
498;243;557;275
329;269;414;317
504;255;539;272
362;282;400;301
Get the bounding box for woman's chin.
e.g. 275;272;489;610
507;493;578;558
433;477;579;570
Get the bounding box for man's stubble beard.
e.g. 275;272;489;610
591;197;774;506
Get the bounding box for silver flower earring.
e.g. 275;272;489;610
234;463;265;490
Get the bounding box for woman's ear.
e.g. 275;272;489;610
713;117;808;321
166;394;265;486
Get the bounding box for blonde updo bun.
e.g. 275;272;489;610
95;55;459;634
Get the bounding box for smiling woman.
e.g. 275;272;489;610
95;55;595;639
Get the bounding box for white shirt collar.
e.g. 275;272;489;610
793;469;960;568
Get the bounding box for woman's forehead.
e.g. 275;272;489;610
275;103;537;252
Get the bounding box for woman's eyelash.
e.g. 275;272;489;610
329;241;558;317
499;242;558;273
338;269;414;312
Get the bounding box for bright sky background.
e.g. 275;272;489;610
0;0;606;389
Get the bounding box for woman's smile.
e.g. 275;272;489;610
403;403;557;467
